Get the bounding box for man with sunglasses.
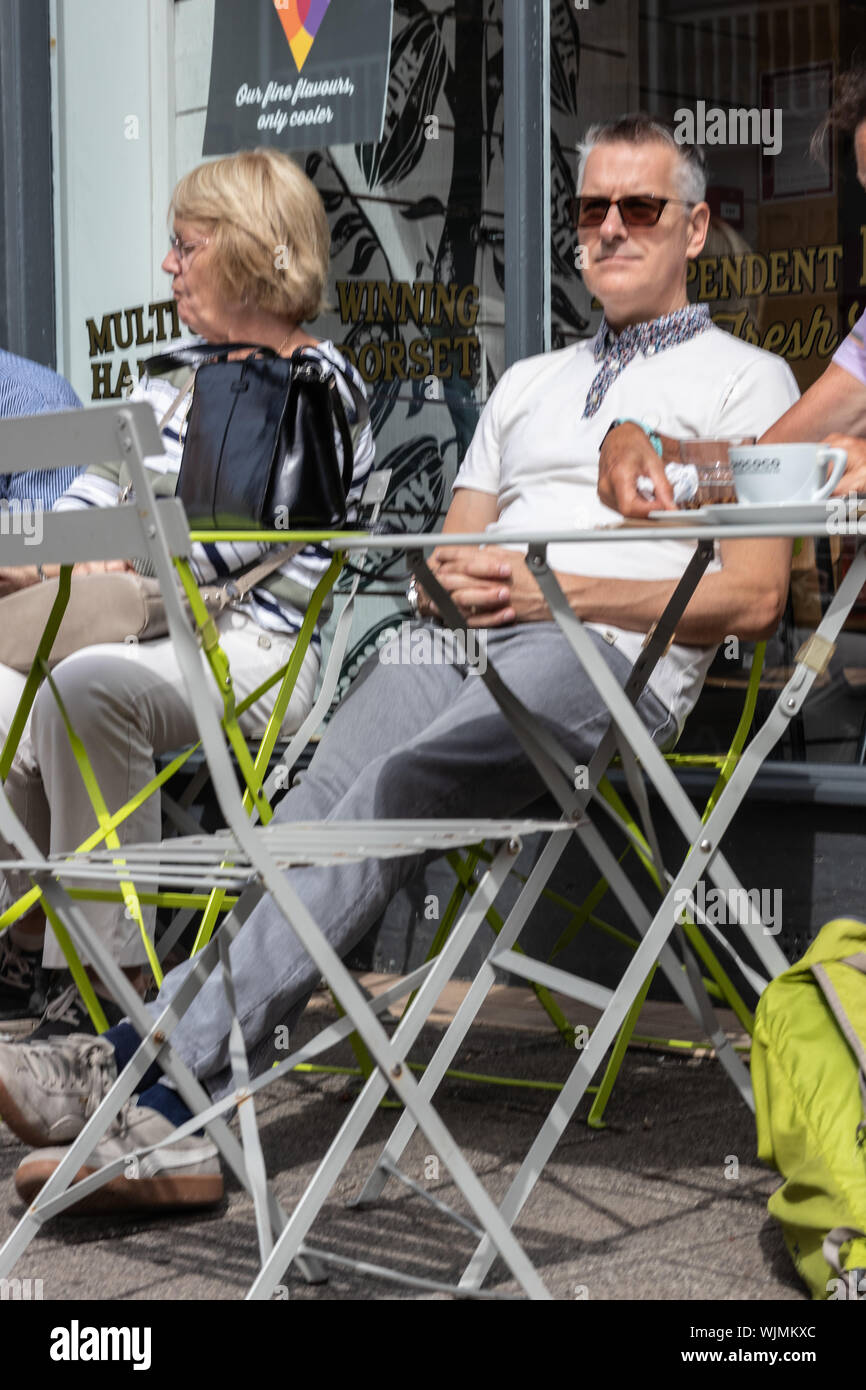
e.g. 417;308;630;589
427;114;798;650
597;78;866;514
0;115;801;1216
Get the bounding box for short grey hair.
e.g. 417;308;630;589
576;113;708;205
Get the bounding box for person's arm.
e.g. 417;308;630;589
599;352;801;516
426;483;790;642
759;362;866;442
430;535;791;643
0;565;41;597
440;486;499;536
759;362;866;494
547;535;790;643
600;361;866;513
430;368;788;640
0;557;132;599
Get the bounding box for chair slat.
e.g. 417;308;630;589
0;499;190;566
0;402;165;473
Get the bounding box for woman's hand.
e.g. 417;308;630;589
0;560;133;595
70;560;135;576
825;433;866;495
0;566;41;598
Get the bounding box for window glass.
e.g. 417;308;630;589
305;3;503;687
628;1;866;766
318;0;866;763
50;0;866;765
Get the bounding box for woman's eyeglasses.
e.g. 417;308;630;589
168;233;210;262
569;195;694;229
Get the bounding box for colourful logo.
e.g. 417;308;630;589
273;0;332;72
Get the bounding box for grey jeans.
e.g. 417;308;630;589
145;621;676;1093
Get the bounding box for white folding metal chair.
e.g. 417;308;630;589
0;403;561;1299
0;405;828;1299
349;527;866;1293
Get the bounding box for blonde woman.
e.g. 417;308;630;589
0;149;374;1035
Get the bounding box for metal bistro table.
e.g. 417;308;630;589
316;509;866;1292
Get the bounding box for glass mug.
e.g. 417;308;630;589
676;438;755;509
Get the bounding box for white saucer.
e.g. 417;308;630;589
648;508;710;523
700;501;833;526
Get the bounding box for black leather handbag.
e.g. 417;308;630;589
145;342;354;530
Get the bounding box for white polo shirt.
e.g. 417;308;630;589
453;325;800;729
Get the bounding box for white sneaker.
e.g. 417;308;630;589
14;1103;223;1213
0;1034;117;1148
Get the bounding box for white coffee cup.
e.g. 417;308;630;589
729;443;847;505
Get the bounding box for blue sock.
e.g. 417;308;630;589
104;1021;164;1094
107;1022;195;1129
137;1082;193;1129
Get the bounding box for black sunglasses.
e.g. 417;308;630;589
569;195;695;228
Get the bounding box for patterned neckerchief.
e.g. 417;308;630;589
582;303;713;418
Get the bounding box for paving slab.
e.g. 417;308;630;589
0;980;804;1304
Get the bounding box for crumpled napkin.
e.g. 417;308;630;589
636;462;699;507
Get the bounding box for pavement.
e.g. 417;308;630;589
0;979;807;1304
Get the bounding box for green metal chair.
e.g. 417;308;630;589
423;639;769;1124
291;638;771;1117
0;472;392;1030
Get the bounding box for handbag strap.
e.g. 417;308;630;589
145;342;278;375
158;371;197;432
225;543;305;600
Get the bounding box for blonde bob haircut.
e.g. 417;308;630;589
170;148;330;322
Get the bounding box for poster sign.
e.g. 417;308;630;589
203;0;394;153
761;63;833;201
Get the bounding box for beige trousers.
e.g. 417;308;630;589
0;607;319;967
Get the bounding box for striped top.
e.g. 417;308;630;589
0;348;83;506
55;341;375;639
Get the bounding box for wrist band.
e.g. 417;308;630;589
604;418;663;458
